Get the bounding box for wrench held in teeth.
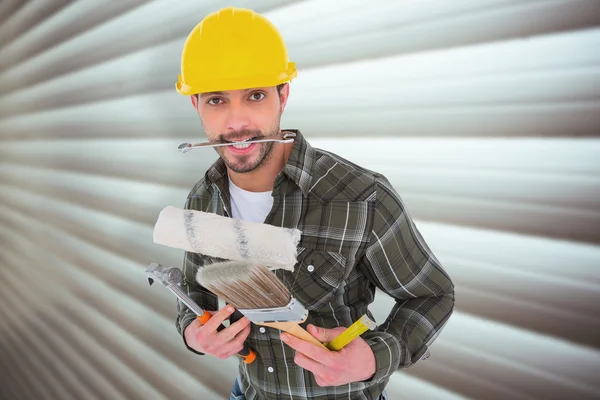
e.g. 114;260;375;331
177;132;296;153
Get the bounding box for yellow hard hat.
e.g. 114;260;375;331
176;7;297;95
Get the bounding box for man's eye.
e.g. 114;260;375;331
207;98;223;105
249;92;265;101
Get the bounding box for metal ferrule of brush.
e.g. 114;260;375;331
238;298;308;323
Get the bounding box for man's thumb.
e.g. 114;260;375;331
307;324;345;342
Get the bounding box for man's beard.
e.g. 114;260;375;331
214;125;281;174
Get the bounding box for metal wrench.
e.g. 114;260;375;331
177;132;296;153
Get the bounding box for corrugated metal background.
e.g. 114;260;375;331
1;1;599;399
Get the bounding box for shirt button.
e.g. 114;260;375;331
268;367;274;373
307;264;314;272
259;327;266;333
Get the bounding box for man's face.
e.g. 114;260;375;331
192;84;289;174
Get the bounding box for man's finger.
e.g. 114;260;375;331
216;316;251;342
307;324;346;343
233;320;252;341
184;317;202;343
231;316;251;330
280;332;331;363
219;338;249;359
293;351;327;375
188;317;202;331
201;305;235;333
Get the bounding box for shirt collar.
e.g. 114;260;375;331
205;129;315;197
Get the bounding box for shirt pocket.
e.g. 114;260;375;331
275;247;347;311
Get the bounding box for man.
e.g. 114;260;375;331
174;7;455;400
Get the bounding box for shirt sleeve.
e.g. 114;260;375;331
359;175;455;383
174;197;220;355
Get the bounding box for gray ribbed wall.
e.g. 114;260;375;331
1;1;599;399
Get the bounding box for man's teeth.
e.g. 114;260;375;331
230;137;256;149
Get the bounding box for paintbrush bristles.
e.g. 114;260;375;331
196;261;290;309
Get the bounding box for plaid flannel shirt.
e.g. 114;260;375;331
176;130;455;400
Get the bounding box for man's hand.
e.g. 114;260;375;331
184;305;251;359
280;324;376;387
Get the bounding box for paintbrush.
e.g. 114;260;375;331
196;260;327;348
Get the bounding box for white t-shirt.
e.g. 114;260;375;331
228;177;274;223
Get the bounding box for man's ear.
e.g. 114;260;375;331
279;83;290;113
191;94;198;109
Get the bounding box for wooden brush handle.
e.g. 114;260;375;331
260;321;327;349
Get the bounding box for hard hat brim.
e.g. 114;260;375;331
176;66;297;96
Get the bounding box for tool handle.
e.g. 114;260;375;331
324;314;376;351
196;314;257;364
260;321;327;349
227;309;257;362
324;324;368;351
197;312;212;325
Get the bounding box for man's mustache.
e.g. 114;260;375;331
219;130;264;143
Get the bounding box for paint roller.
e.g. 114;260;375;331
153;205;301;271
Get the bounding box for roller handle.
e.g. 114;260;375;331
197;312;257;364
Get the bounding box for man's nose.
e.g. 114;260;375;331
226;105;251;133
